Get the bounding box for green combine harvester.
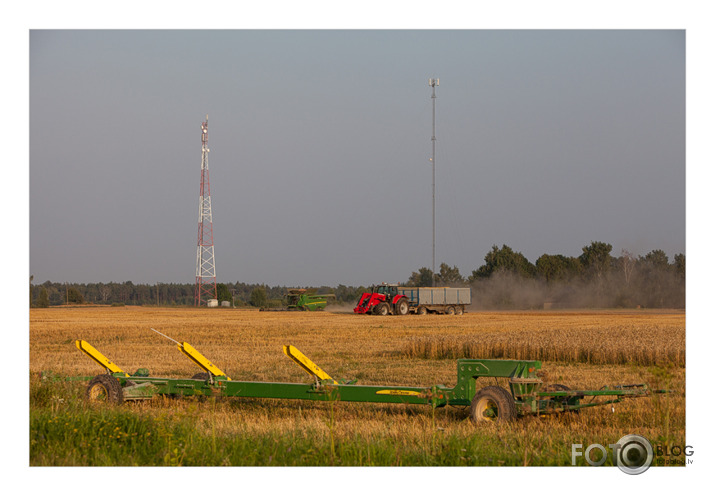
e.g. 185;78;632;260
261;288;334;312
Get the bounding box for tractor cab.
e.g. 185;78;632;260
374;284;398;300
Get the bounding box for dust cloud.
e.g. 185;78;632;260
468;270;684;310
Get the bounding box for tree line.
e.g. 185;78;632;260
29;280;369;309
30;241;684;310
405;241;684;309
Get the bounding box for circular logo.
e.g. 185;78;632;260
616;434;653;475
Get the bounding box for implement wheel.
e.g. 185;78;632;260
86;374;124;404
445;306;456;315
416;306;427;315
470;386;516;423
395;298;409;316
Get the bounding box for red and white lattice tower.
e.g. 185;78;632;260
194;115;217;306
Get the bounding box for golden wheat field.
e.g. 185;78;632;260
30;306;685;379
29;306;685;466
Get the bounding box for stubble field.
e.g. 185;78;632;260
29;306;685;467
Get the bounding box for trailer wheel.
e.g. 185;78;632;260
394;299;409;315
470;386;516;423
455;306;464;315
374;302;390;316
416;306;427;315
86;374;124;404
445;306;456;315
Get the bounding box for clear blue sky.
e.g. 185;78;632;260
30;29;685;287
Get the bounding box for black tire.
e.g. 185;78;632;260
445;306;456;315
394;298;409;316
375;302;389;316
416;306;427;315
470;386;516;423
86;374;124;404
192;372;210;381
455;306;464;315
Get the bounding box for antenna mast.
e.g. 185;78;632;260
194;115;217;306
429;77;439;286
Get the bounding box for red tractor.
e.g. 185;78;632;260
355;284;471;315
354;284;410;315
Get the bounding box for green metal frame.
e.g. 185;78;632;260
287;293;331;311
51;338;668;421
72;355;659;416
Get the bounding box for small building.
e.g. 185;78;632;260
207;299;219;308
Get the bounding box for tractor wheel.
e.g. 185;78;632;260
375;302;390;316
445;306;456;315
192;372;210;381
395;299;409;315
86;374;124;404
470;386;516;423
416;306;427;315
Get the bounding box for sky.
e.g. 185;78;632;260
30;29;685;287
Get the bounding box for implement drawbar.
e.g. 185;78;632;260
65;334;667;423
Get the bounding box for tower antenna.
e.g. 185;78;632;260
194;114;217;306
429;77;439;286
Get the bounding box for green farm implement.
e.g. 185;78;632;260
69;331;666;423
260;289;335;312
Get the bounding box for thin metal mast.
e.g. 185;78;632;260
429;78;439;286
194;114;217;306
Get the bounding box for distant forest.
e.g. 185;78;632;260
30;242;685;310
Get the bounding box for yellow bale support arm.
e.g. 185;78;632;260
75;340;129;377
283;345;337;384
178;342;231;380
